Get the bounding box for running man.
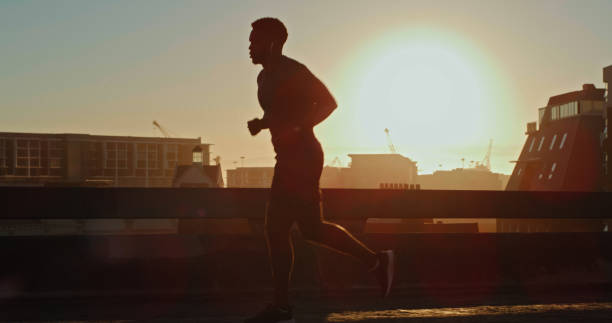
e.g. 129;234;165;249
245;18;394;323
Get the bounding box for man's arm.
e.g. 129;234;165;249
290;68;337;128
306;72;337;127
248;112;270;136
248;71;271;136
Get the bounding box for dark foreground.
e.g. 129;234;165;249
2;286;611;323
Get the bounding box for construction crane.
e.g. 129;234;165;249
481;139;493;171
152;120;172;138
384;128;397;154
330;156;342;167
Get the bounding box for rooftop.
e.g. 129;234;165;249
0;131;209;144
547;84;605;106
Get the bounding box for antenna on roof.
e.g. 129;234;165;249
384;128;397;154
152;120;180;138
481;139;493;171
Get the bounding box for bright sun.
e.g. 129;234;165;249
336;28;497;162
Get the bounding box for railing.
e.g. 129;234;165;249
3;187;611;220
0;187;611;300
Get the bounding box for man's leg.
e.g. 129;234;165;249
264;200;295;307
297;202;395;298
297;203;378;269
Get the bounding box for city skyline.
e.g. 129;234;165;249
2;1;612;174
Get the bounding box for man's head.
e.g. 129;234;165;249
249;18;287;65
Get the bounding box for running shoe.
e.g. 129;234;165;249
372;250;395;297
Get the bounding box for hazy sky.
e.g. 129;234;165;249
2;0;611;174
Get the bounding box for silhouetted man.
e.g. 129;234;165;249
245;18;394;323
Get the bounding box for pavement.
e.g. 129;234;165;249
1;288;612;323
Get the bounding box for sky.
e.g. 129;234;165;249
1;0;611;174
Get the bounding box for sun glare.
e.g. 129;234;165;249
336;28;500;168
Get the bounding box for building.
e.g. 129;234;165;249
319;166;348;188
500;83;607;232
340;154;418;189
226;167;274;188
224;154;479;232
418;166;509;190
414;165;505;233
172;146;223;188
226;153;419;189
604;65;612;191
172;164;223;187
0;132;212;187
505;84;606;191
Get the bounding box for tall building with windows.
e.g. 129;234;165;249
603;65;612;191
501;84;606;233
506;84;606;191
0;132;211;187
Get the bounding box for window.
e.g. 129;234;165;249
49;159;61;168
0;139;5;168
148;144;158;169
581;100;593;114
537;136;546;151
15;139;43;172
49;149;62;158
17;148;28;157
580;100;604;114
105;141;128;169
551;106;559;120
136;143;159;169
549;134;557;150
528;137;536;152
548;162;556;180
166;144;178;169
559;133;568;149
48;140;64;171
559;101;578;118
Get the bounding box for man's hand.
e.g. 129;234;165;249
248;118;263;136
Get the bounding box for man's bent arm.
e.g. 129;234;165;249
303;72;337;127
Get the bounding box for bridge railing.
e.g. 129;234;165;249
3;187;611;220
0;188;610;300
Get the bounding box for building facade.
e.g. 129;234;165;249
226;167;274;188
500;83;607;232
341;154;418;189
505;84;606;191
0;132;211;187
